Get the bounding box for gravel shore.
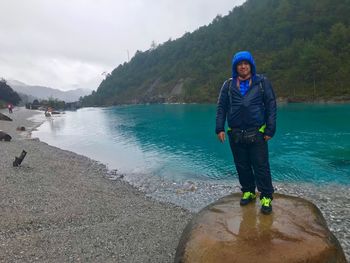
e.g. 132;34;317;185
1;107;348;262
0;108;193;262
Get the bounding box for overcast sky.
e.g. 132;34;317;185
0;0;245;91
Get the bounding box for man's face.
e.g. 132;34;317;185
237;60;251;78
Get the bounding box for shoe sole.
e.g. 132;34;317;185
240;197;256;206
261;208;272;215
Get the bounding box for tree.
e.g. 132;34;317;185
0;79;21;105
150;41;158;50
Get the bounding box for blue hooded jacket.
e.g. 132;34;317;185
232;51;256;78
215;51;277;137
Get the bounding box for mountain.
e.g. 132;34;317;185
7;79;91;103
82;0;350;106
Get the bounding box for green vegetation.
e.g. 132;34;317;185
40;97;66;110
82;0;350;106
25;98;66;110
0;79;21;107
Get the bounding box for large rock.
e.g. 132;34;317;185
0;131;12;141
175;193;346;263
0;112;12;121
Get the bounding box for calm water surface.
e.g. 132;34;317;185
32;104;350;185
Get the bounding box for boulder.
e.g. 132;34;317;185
0;131;12;141
175;193;346;263
0;112;12;121
16;126;26;131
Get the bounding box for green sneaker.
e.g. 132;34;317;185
240;192;256;206
260;197;272;214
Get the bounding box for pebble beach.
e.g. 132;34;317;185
0;108;192;262
0;107;349;262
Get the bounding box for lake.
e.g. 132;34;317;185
32;103;350;259
32;103;350;186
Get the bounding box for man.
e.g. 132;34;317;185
215;51;277;214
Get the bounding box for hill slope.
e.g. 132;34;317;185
0;79;21;107
82;0;350;106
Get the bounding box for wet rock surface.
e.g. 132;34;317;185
175;193;346;263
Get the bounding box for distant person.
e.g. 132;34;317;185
7;104;13;114
45;107;52;117
215;51;277;214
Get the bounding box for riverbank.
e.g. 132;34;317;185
0;108;192;262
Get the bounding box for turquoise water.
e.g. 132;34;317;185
33;103;350;185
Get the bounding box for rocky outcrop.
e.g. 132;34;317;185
175;193;346;263
0;131;12;141
170;80;184;96
0;112;12;121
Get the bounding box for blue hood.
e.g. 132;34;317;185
232;51;256;78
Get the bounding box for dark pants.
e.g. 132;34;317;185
228;131;274;199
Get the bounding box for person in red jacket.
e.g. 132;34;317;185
7;103;13;114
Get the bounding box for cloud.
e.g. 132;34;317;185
0;0;245;91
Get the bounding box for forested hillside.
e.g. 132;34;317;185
0;79;21;107
82;0;350;106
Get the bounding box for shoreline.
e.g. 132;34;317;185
0;107;193;262
1;107;349;261
75;100;350;108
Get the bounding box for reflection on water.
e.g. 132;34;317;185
32;104;350;185
33;108;161;173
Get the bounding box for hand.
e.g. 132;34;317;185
264;135;271;141
217;131;225;143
